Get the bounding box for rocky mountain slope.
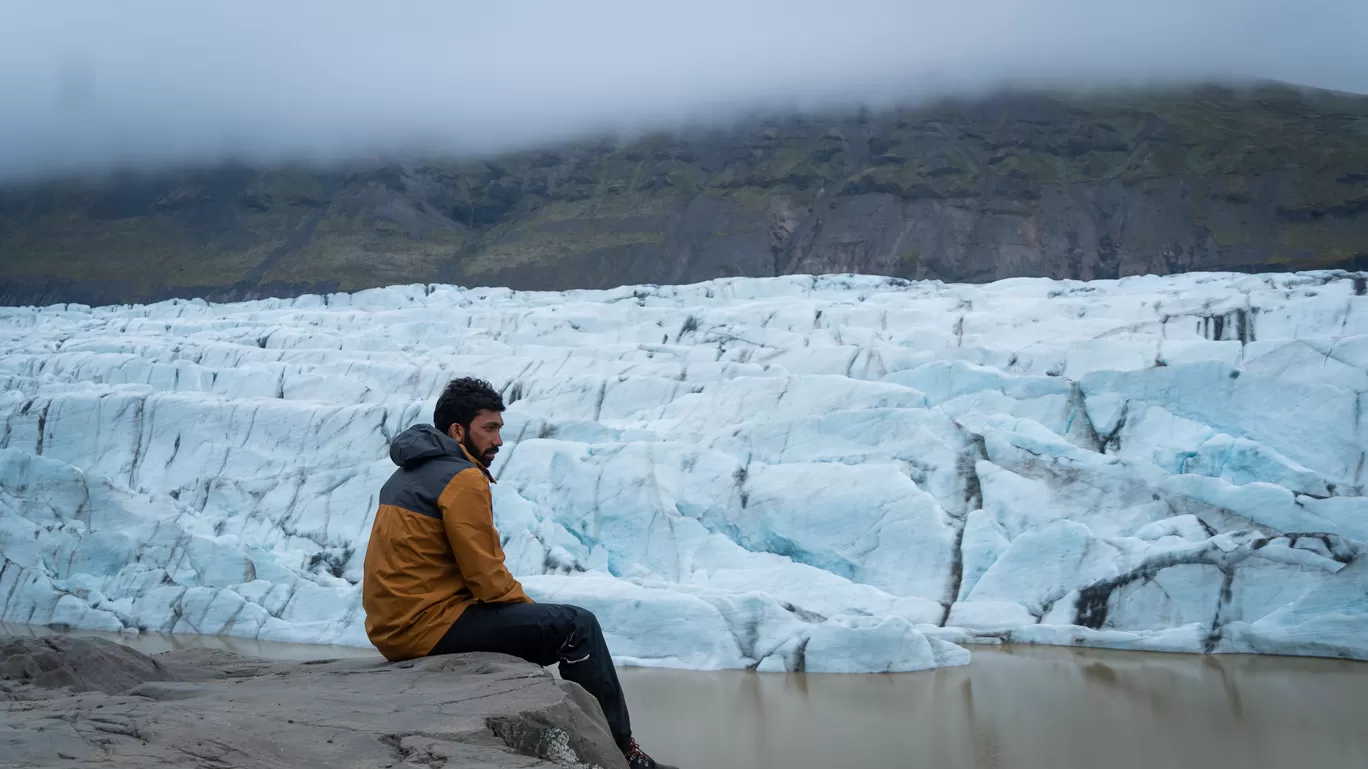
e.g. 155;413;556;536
2;82;1366;307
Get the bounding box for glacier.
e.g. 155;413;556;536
2;270;1367;673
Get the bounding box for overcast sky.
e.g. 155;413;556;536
2;0;1365;182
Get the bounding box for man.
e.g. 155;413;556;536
362;377;677;769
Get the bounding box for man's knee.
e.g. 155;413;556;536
567;605;601;634
556;605;603;664
538;602;597;632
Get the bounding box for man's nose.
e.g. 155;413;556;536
492;433;503;447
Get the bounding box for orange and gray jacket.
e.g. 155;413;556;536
362;423;531;661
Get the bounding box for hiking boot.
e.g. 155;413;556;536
625;738;679;769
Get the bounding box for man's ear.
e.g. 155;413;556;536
447;423;464;442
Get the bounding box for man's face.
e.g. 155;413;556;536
450;409;504;467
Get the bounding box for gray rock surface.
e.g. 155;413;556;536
0;635;194;695
0;636;627;769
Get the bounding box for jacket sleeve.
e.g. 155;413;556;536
438;469;533;604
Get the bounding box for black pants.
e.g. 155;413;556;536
429;602;632;752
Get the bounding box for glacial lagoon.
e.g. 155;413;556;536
6;624;1366;769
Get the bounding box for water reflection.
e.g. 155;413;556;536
5;623;1365;769
618;645;1368;769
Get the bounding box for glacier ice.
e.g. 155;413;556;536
3;270;1368;672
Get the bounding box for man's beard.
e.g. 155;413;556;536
464;438;497;466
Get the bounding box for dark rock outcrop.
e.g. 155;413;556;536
0;635;627;769
0;635;189;695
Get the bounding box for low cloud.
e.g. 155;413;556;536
2;0;1365;181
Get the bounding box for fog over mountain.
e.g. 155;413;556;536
3;0;1367;181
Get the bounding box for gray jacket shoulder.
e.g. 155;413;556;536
377;455;476;519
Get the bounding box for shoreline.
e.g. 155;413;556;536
9;625;1368;768
7;621;1365;675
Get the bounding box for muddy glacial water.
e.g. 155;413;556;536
5;623;1366;769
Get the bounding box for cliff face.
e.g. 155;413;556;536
2;83;1367;306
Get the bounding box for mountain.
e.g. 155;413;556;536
2;82;1367;307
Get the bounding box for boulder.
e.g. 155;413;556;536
0;635;626;769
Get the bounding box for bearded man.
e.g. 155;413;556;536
361;377;677;769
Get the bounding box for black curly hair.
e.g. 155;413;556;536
434;377;505;436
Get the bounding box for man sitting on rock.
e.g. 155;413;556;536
362;377;678;769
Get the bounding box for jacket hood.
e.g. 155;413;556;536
389;424;464;469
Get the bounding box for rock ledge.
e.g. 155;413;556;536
0;635;627;769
